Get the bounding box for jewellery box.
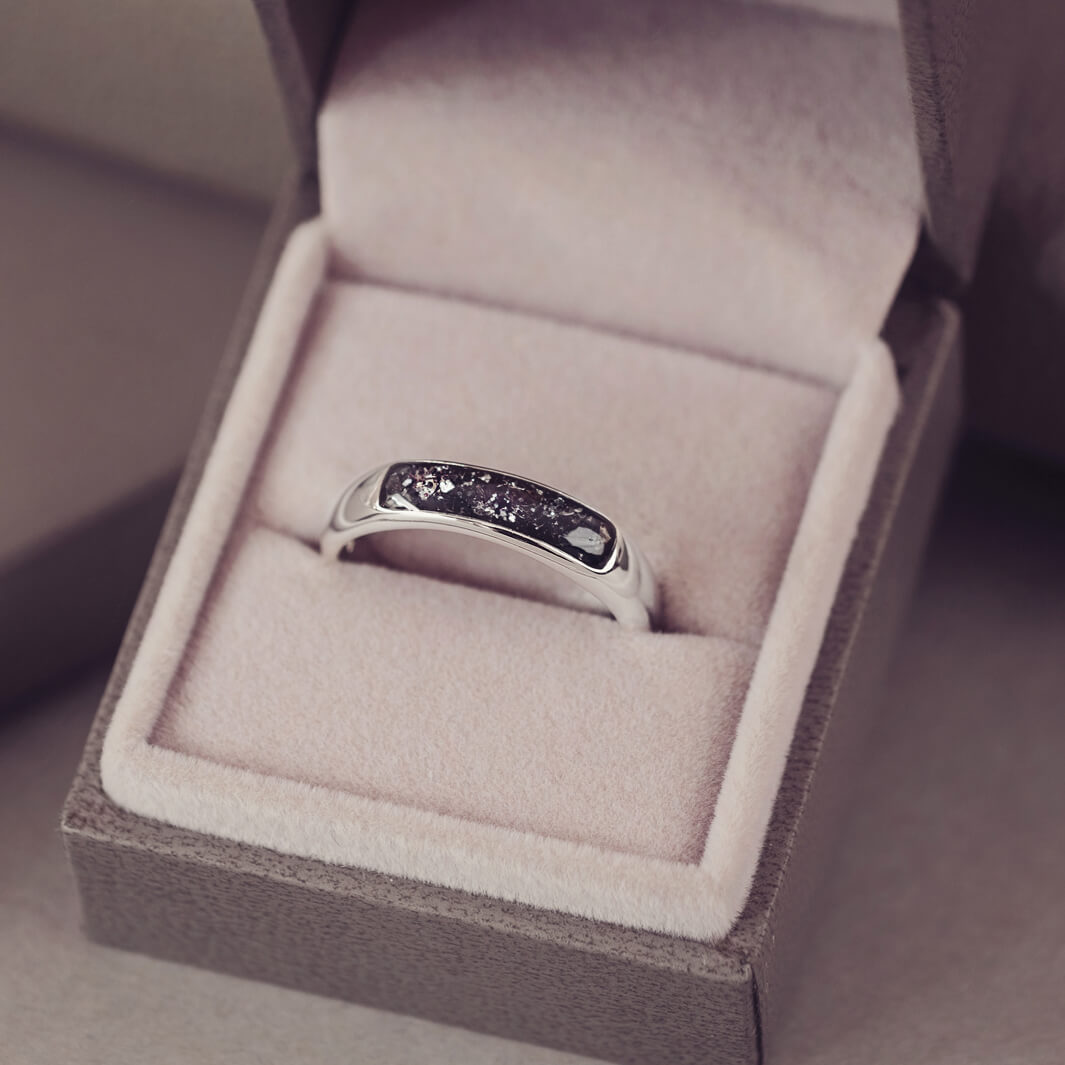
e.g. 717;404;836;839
62;0;1018;1061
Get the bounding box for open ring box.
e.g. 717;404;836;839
62;0;1014;1061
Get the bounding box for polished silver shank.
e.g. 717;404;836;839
321;461;659;631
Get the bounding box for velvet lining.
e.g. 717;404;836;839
251;281;840;642
147;276;843;865
321;0;919;383
102;219;901;937
100;0;917;939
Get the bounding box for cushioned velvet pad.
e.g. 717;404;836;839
158;529;758;864
146;279;840;865
252;283;840;641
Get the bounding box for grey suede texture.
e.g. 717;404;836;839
898;0;1026;283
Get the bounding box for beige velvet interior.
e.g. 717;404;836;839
251;283;840;640
322;0;919;384
153;279;840;864
100;0;918;938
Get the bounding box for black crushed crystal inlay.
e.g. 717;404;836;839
380;462;617;569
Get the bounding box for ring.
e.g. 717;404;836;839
321;461;659;631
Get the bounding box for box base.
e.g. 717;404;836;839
63;290;960;1064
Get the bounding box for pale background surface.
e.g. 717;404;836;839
0;0;285;556
0;0;289;201
3;444;1063;1064
0;129;264;563
0;0;282;702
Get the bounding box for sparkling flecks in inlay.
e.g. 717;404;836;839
380;462;617;569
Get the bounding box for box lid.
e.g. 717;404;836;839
252;0;1023;287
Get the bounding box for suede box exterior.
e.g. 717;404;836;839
62;0;1004;1061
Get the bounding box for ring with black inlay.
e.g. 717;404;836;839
321;461;659;631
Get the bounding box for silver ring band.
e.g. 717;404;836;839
321;461;659;631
